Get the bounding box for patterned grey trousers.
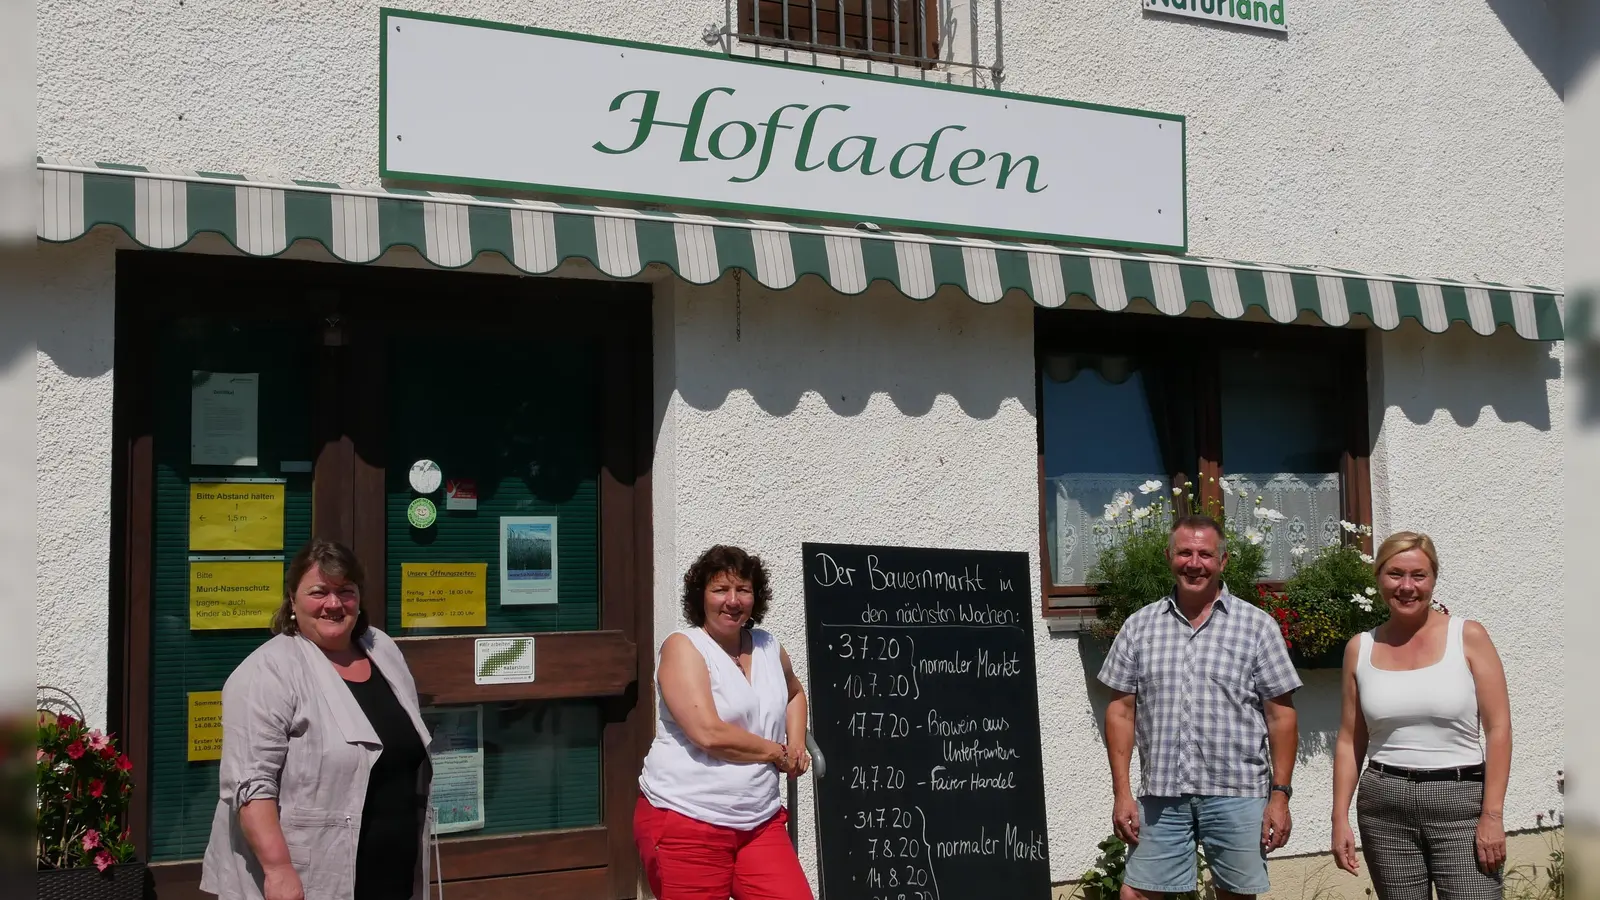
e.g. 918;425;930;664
1355;766;1503;900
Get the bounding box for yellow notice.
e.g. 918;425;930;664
188;691;224;761
189;482;285;551
190;560;281;630
401;563;488;629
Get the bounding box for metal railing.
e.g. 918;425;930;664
704;0;1005;88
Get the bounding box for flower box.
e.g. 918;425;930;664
1289;645;1346;670
37;861;149;900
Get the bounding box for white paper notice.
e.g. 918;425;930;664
474;637;535;685
191;372;260;467
422;706;486;835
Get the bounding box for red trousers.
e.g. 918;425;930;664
634;796;815;900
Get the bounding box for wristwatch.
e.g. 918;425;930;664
1271;784;1293;800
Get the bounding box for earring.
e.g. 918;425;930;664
289;612;296;620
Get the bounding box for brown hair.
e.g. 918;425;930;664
1374;531;1440;577
1170;514;1228;554
272;538;369;639
681;545;772;628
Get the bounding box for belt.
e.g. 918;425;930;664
1368;761;1485;782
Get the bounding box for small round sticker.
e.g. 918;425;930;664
409;459;442;494
407;497;438;529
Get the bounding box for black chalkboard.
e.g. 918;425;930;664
802;542;1052;900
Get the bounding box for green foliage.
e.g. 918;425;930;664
1087;479;1268;640
1280;536;1389;657
36;712;137;871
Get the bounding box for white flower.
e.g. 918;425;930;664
1172;487;1182;496
1139;479;1164;495
1339;520;1359;534
1253;507;1287;523
1243;527;1264;546
1132;505;1152;521
1364;586;1377;597
1350;594;1374;612
1359;553;1375;565
1290;546;1309;558
1238;489;1249;498
1218;477;1232;492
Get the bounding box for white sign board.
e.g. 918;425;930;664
1143;0;1286;33
380;10;1187;252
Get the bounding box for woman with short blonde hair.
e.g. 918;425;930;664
1330;531;1512;900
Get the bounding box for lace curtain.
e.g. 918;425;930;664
1222;472;1343;581
1046;473;1165;586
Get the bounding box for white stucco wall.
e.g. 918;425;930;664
24;231;118;729
36;0;1563;288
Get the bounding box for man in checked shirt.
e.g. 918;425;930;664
1098;514;1302;900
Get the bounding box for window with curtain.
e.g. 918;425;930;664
1036;310;1368;613
1219;349;1347;581
1040;353;1192;589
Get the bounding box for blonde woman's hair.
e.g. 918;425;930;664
1373;531;1440;577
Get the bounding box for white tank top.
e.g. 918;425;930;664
637;627;790;829
1355;616;1484;769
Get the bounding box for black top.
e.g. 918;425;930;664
344;666;427;900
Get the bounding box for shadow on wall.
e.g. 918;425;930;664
670;276;1035;421
1067;630;1347;771
1485;0;1566;98
1377;325;1560;432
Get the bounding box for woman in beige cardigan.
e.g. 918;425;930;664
201;539;437;900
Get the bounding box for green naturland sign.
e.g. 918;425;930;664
1144;0;1286;33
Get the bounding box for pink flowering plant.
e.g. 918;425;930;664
36;712;136;872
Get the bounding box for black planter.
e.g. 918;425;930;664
1290;645;1346;670
37;862;149;900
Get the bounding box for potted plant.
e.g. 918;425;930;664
1265;520;1391;668
1084;478;1393;670
36;710;145;899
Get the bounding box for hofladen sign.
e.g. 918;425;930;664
380;10;1187;251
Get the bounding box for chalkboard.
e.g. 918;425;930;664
802;542;1052;900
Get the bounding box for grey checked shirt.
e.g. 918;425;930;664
1098;587;1302;798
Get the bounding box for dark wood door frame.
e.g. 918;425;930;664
110;251;655;899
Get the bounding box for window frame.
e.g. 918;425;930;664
737;0;941;67
111;251;655;899
1034;308;1373;619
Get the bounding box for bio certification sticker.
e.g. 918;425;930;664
408;497;439;529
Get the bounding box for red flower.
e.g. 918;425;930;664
89;779;104;798
99;745;116;760
94;850;114;873
115;754;132;772
66;741;85;760
88;730;110;752
57;714;77;730
82;829;100;852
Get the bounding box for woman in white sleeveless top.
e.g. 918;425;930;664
634;545;815;900
1330;532;1512;900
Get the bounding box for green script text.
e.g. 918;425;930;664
592;87;1048;193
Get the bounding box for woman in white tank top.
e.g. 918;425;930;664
1329;532;1513;900
633;545;816;900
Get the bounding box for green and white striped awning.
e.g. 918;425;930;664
36;160;1564;340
